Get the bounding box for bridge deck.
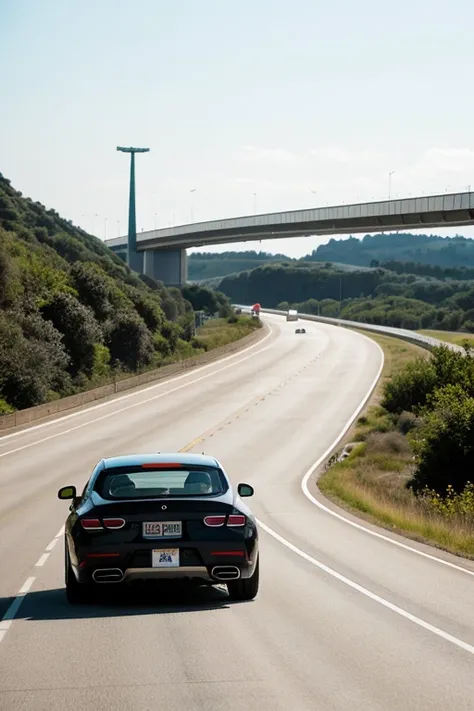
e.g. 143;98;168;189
106;191;474;251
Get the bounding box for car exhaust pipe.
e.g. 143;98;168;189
211;565;241;581
92;568;124;583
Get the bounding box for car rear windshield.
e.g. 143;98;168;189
94;466;228;500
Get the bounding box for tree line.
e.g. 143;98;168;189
218;262;474;332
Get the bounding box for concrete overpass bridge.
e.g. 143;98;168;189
105;191;474;286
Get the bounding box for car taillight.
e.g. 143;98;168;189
80;518;102;530
204;515;226;527
203;515;246;527
227;515;246;527
103;518;125;530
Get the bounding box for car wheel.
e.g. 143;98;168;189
65;539;90;605
227;558;259;601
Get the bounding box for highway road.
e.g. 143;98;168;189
0;314;473;710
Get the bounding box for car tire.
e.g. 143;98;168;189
227;557;259;601
65;539;90;605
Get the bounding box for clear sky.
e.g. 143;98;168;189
1;0;474;257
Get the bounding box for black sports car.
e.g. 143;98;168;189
58;453;259;604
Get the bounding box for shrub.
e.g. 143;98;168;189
0;397;14;414
90;343;111;381
0;312;69;409
365;431;411;455
70;262;112;321
191;336;208;351
420;482;474;518
106;312;154;371
160;320;181;352
382;358;438;414
408;384;474;493
41;292;102;376
397;410;419;434
125;286;164;331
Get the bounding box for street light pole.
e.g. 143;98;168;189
388;170;395;199
117;146;150;272
189;188;196;222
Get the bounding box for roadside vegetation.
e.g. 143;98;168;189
318;333;474;559
195;315;261;350
417;329;474;347
0;174;259;415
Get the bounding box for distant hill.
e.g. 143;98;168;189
188;250;294;280
189;233;474;282
306;232;474;268
0;174;209;412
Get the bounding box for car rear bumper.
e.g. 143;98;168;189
71;541;258;585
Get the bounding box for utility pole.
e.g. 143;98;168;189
116;146;150;272
388;170;395;200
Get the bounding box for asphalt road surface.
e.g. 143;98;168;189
0;314;473;711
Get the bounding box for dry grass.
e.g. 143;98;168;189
318;329;474;559
196;315;261;350
418;329;474;347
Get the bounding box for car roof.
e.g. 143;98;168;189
101;452;221;469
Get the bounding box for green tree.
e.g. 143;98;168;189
70;262;112;321
0;312;70;409
106;312;154;371
41;292;102;376
409;385;474;493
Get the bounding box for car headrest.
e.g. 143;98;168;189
110;474;136;495
184;471;212;490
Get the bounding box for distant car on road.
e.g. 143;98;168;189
295;328;306;334
58;453;259;604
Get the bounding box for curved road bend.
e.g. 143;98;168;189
0;314;473;710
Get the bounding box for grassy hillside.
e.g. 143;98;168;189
0;174;228;414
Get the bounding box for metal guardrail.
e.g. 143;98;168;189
234;305;465;353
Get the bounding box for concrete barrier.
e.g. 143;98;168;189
0;323;267;432
234;305;465;354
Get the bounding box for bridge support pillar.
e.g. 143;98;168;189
143;248;187;286
127;248;144;274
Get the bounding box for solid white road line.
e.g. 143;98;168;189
0;326;273;447
0;330;274;460
257;519;474;657
1;322;472;657
299;333;474;578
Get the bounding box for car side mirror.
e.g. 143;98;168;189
237;483;254;497
58;485;76;500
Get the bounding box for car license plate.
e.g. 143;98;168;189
143;521;182;539
152;548;179;567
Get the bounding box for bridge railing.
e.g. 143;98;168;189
234;305;465;353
